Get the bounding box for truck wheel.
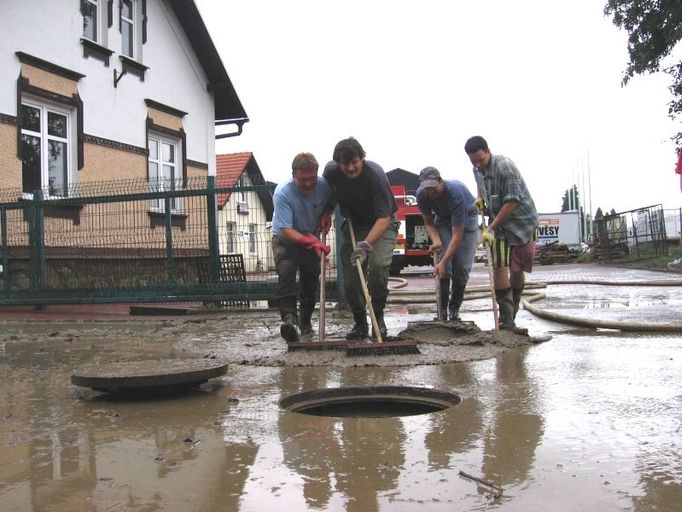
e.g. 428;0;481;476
539;252;553;265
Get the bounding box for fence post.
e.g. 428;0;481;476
29;189;46;296
1;207;8;293
206;176;220;284
164;194;175;285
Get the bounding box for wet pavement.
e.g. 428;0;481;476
1;263;681;511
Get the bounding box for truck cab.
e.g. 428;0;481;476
390;185;432;275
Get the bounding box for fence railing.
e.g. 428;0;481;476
0;176;339;306
592;204;669;261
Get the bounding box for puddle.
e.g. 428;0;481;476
1;265;681;510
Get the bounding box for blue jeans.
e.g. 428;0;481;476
436;217;478;286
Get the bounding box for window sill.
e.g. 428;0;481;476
80;38;113;66
120;55;148;81
148;210;187;219
19;193;81;205
148;210;188;229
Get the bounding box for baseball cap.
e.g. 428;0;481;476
418;166;441;189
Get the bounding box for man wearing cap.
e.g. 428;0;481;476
272;152;335;343
416;167;479;321
323;137;398;340
464;135;538;330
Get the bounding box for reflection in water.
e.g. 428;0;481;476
278;366;340;509
2;314;682;510
481;348;544;487
424;364;482;471
277;367;407;511
0;338;260;511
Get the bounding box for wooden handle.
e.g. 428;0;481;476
348;218;383;343
318;231;326;342
433;252;443;321
481;216;499;330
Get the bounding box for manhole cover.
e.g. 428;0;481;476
71;358;228;393
279;386;460;418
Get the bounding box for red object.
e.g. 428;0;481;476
297;234;331;258
318;211;332;233
676;149;682;174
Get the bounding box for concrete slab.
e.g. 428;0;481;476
71;358;228;393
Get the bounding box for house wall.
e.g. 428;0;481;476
0;120;21;192
218;174;271;274
0;0;222;251
0;0;216;175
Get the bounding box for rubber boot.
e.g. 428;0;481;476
436;278;450;321
512;287;524;321
495;288;516;330
279;298;299;343
371;298;388;340
448;284;466;321
346;309;369;340
299;304;314;337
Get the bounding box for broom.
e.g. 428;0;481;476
345;217;420;356
287;230;347;351
480;216;500;330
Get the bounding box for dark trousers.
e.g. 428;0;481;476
340;220;398;312
272;236;320;313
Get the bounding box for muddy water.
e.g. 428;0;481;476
1;271;682;511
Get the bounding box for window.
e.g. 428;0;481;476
238;176;247;204
20;100;73;197
248;224;256;254
82;0;99;41
148;134;183;213
81;0;108;46
121;0;136;58
225;222;236;253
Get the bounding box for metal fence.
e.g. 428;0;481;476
0;177;339;306
592;204;669;261
663;208;682;241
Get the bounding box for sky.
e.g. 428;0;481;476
195;0;682;216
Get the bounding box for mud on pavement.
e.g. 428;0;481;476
0;306;547;368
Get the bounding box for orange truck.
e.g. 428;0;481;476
390;185;432;275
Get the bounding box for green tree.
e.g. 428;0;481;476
604;1;682;143
561;184;580;212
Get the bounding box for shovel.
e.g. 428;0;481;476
480;217;500;330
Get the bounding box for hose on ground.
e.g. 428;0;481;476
522;292;682;333
389;277;682;333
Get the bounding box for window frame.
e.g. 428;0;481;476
225;221;236;254
20;98;75;198
147;132;184;214
81;0;100;43
248;223;257;255
120;0;140;60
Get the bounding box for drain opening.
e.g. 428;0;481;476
280;386;460;418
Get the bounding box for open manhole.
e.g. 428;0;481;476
279;386;460;418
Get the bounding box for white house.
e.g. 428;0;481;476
0;0;247;244
216;152;274;273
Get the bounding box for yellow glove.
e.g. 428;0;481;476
481;228;495;246
474;196;486;214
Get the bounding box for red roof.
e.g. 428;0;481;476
216;152;252;207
